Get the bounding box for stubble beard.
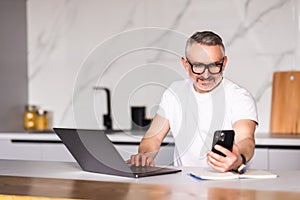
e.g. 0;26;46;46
192;74;223;93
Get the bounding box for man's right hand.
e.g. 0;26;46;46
126;152;155;167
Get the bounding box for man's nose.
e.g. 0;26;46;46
201;68;210;78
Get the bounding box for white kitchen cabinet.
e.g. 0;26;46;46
41;143;75;162
0;138;174;165
1;133;300;170
0;139;41;161
248;148;269;170
0;139;74;162
155;145;174;166
250;147;300;170
269;149;300;170
2;139;300;171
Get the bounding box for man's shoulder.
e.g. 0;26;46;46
223;78;255;101
223;78;250;94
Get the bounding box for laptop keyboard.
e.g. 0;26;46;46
129;165;166;174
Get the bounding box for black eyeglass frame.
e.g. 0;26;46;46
186;57;225;75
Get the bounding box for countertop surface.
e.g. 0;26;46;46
0;159;299;193
1;130;300;146
2;175;300;200
0;130;172;143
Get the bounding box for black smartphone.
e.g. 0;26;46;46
211;130;235;157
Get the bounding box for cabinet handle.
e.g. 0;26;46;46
11;140;63;144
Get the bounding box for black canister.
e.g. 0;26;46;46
131;106;146;130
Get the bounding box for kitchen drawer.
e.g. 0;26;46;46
249;148;269;170
0;140;41;161
269;149;300;170
41;143;75;162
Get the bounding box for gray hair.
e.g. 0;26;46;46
185;31;225;58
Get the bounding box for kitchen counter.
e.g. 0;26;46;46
0;131;299;170
255;133;300;147
1;159;300;199
0;131;300;146
0;130;173;143
2;175;300;200
0;159;299;193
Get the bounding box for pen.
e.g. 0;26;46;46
188;173;205;180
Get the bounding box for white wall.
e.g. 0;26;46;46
27;0;300;132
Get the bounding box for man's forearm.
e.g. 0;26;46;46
137;114;169;156
233;119;257;163
138;137;161;158
236;137;255;162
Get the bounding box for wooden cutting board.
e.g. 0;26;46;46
270;71;300;134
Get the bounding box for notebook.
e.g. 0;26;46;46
53;128;181;178
188;169;278;180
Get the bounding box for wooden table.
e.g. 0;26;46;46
1;175;300;200
0;159;300;199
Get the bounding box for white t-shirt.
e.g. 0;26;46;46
157;78;258;167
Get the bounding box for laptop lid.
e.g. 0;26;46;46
53;128;181;178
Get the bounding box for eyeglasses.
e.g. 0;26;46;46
186;57;224;75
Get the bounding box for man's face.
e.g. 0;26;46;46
182;43;227;93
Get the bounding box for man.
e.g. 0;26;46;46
127;31;258;172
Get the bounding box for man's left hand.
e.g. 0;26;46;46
207;144;243;172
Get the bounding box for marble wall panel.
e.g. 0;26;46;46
27;0;299;132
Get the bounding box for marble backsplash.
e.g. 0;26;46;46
27;0;300;132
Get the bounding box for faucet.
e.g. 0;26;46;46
93;87;112;130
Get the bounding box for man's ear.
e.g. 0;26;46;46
222;56;228;71
181;56;189;71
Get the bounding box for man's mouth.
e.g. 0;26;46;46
193;76;223;92
197;77;214;82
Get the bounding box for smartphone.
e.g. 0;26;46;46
211;130;235;157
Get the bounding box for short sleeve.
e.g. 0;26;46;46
157;88;172;120
230;89;258;125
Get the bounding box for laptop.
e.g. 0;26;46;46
53;128;181;178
